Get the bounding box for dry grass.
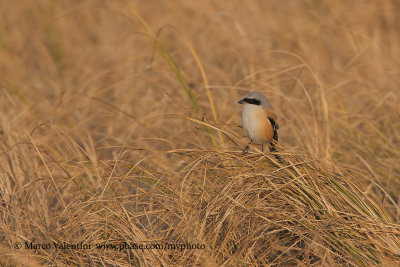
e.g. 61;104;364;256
1;0;400;266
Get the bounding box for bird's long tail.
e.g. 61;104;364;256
269;141;282;161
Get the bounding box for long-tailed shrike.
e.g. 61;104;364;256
238;91;279;157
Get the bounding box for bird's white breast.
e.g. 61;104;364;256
241;104;271;144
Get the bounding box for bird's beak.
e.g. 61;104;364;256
238;99;244;104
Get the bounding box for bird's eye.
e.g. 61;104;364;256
244;98;261;105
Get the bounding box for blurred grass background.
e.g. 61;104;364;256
0;0;400;265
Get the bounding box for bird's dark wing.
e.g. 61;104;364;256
267;116;281;161
267;116;279;143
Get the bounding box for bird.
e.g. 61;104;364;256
238;91;280;158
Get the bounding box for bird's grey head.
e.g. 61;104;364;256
238;91;273;109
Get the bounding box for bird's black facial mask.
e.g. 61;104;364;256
238;98;261;105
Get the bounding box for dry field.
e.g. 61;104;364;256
1;0;400;266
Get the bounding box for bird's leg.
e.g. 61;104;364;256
262;142;264;152
242;140;252;154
